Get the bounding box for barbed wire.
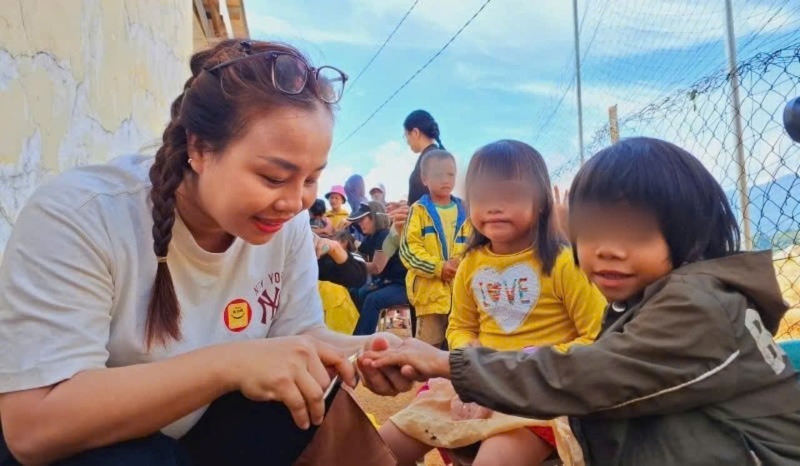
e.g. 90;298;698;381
554;40;800;338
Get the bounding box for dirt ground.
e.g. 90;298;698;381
354;326;446;466
355;383;445;466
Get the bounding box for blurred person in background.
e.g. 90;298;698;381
404;110;444;205
348;202;409;336
324;185;349;231
344;174;369;212
369;183;387;206
309;199;334;238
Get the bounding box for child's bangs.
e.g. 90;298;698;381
569;144;656;210
569;137;740;264
466;141;536;185
570;138;700;216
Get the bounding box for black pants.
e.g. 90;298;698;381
0;392;317;466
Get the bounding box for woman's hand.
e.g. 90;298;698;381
362;337;451;382
450;397;493;421
313;235;332;258
313;236;348;263
553;186;570;239
357;333;416;396
386;202;409;235
223;336;356;430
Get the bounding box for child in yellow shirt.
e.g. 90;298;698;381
400;149;471;347
381;140;606;466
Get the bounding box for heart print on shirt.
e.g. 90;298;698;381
471;263;541;333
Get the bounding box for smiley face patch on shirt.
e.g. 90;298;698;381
224;298;252;332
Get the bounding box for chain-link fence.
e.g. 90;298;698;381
553;40;800;339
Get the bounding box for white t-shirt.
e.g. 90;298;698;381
0;155;325;438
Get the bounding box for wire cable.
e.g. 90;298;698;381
346;0;422;94
336;0;493;148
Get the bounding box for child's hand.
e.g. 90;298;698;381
361;338;451;382
357;334;416;396
441;260;459;282
553;186;570;239
450;397;493;421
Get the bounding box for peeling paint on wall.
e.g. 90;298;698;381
0;0;193;254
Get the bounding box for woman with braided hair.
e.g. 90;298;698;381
0;40;414;466
404;109;444;205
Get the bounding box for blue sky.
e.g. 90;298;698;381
246;0;799;202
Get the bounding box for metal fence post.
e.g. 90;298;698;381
573;0;585;164
724;0;753;250
609;105;620;143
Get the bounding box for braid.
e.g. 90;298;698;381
141;39;326;346
431;122;444;149
145;88;192;348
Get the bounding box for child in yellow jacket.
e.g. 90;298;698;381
400;149;471;347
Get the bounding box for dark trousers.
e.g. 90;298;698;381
0;392;316;466
351;283;410;336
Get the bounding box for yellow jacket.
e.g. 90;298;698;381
318;281;359;334
400;195;471;316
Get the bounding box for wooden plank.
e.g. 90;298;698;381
205;0;224;38
234;0;251;38
193;0;213;39
217;0;234;39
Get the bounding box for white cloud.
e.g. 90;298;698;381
248;13;375;46
352;0;799;58
464;73;665;121
362;140;418;201
319;140;416;205
351;0;573;56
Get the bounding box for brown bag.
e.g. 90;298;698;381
293;385;398;466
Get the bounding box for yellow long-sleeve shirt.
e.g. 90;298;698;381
446;246;606;352
325;209;349;230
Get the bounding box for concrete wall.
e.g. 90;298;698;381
0;0;193;252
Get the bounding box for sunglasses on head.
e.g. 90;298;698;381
206;41;348;104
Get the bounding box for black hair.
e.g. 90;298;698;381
332;230;356;252
420;149;456;177
309;199;327;217
568;136;740;266
404;109;444;149
464;140;565;275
